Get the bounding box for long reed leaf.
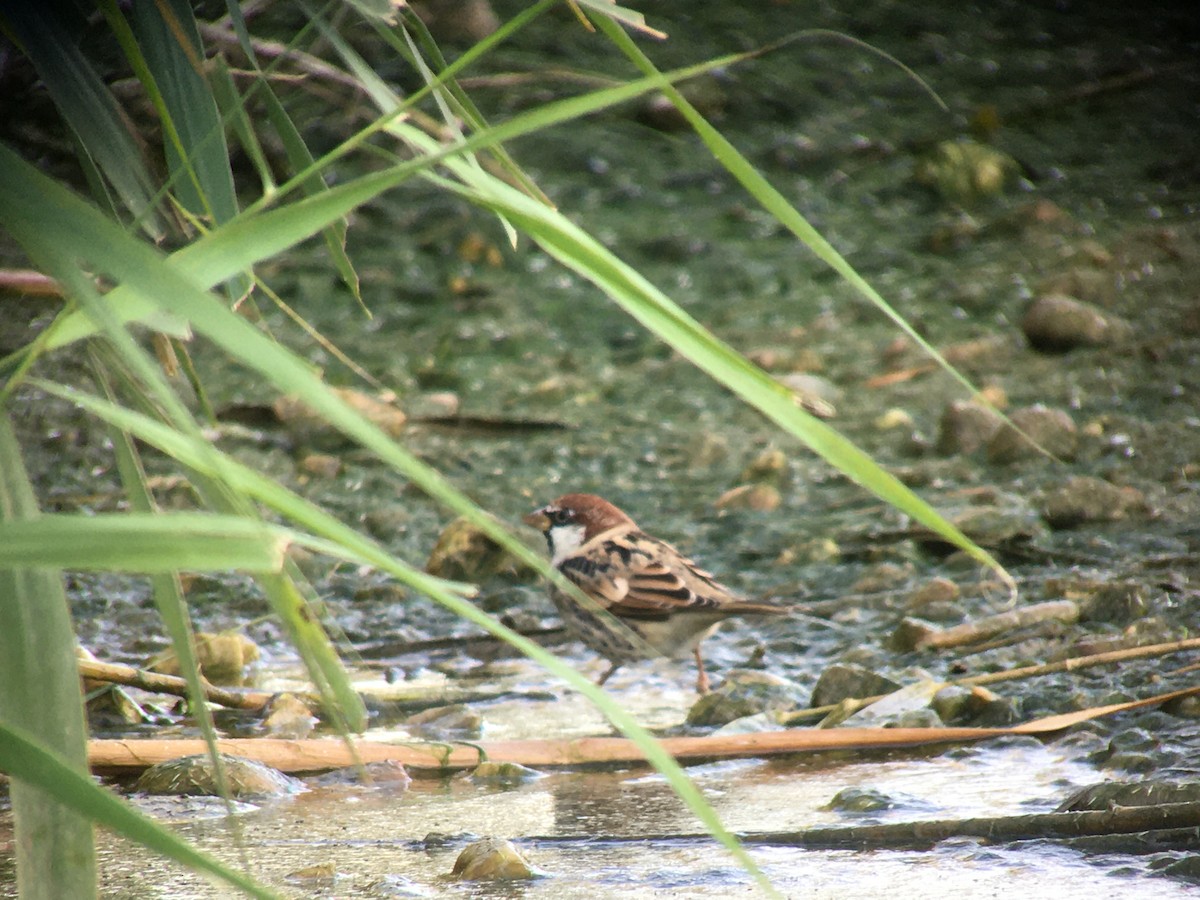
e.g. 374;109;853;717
0;412;97;900
0;720;276;899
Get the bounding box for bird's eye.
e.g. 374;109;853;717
550;508;573;526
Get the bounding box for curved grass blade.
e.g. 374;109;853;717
0;2;165;238
597;18;1017;453
0;512;289;572
0;412;97;899
440;171;1008;582
0;720;277;899
126;0;239;228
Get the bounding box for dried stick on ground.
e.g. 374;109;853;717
913;600;1080;650
540;802;1200;850
88;684;1200;775
746;802;1200;850
781;635;1200;725
78;659;273;712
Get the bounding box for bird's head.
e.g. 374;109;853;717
523;493;635;564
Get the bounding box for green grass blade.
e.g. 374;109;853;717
0;512;290;572
35;380;478;601
597;18;1005;427
0;144;369;730
0;720;277;899
97;357;240;817
0;412;97;900
14;51;744;363
127;0;239;228
251;69;362;306
1;4;164;238
448;171;1005;578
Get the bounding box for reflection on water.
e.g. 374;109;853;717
58;737;1193;898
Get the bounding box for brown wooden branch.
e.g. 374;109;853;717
88;684;1200;776
78;659;272;712
784;636;1200;725
749;801;1200;849
914;600;1080;651
531;802;1200;850
0;268;64;297
958;635;1200;688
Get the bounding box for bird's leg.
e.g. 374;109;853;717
596;661;622;686
693;646;711;694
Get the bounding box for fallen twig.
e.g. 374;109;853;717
78;659;272;711
531;802;1200;850
914;600;1080;651
749;801;1200;849
959;635;1200;688
782;636;1200;725
88;684;1200;775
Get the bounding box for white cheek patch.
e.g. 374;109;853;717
548;523;588;565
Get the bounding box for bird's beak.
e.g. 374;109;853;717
522;509;550;531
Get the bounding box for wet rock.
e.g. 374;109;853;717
914;139;1020;205
936;400;1002;455
905;577;960;609
739;447;789;485
636;76;727;131
1091;727;1159;774
1057;780;1200;812
890;617;939;652
274;387;406;439
927;500;1047;550
774;537;840;566
986;404;1078;464
425;516;519;583
135;754;304;798
932;684;1014;726
1021;293;1132;352
928;211;982;252
875;408;914;431
1159;858;1200;882
686;670;806;727
148;632;260;686
890;708;943;728
404;703;483;740
1103;752;1158;774
284;862;337;886
259;693;318;739
810;664;900;708
777;372;839;418
823;787;897;813
713;483;780;512
851;561;913;594
298;453;342;478
1037;264;1117;307
831;678;944;728
1164;694;1200;719
450;837;542;881
310;761;412;789
469;761;544;787
713;710;788;735
1078;581;1151;624
1038;475;1146;527
412;0;500;43
412;390;461;418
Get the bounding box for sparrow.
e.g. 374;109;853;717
523;493;786;694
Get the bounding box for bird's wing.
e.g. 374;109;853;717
559;530;735;619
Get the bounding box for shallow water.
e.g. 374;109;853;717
3;0;1200;896
88;738;1186;898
